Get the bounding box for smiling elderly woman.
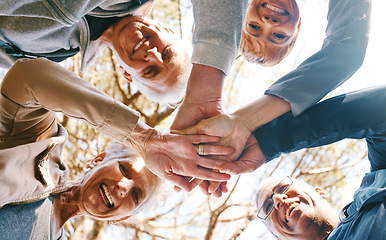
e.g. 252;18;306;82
0;60;161;239
70;142;160;221
0;142;160;240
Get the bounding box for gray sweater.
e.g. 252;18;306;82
0;0;247;75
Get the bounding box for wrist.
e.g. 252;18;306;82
184;64;225;103
124;122;158;157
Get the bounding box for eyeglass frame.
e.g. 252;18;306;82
257;176;294;220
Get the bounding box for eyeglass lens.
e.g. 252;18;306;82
258;176;293;219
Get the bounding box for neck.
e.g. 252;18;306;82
52;184;83;239
317;217;339;240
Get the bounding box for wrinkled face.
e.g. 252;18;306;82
110;16;188;92
257;178;335;239
78;157;157;220
243;0;300;63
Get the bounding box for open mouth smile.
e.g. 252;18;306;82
133;36;149;54
263;3;288;15
285;202;299;222
99;183;114;208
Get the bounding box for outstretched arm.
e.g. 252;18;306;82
0;58;140;143
250;86;386;171
1;58;234;191
171;0;248;130
266;0;371;116
221;86;386;174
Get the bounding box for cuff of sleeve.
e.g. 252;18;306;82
99;100;140;142
253;124;281;163
191;41;236;76
265;89;314;117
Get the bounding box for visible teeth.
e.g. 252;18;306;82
100;183;114;207
134;37;148;52
264;3;286;14
285;202;299;222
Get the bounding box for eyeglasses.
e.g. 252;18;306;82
257;176;293;220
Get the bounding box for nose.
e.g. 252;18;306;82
145;47;163;64
117;178;133;197
272;193;287;210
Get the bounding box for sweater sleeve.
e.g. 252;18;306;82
190;0;248;75
265;0;371;116
0;58;139;142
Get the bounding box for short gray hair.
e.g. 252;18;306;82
134;38;192;105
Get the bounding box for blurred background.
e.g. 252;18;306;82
1;0;384;239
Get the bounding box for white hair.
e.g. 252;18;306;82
133;38;192;105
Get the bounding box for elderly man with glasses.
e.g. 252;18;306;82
249;86;386;240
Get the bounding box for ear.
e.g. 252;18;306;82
297;17;302;32
110;215;132;225
85;152;106;170
118;66;133;82
314;187;330;200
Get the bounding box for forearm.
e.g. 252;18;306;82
1;58;139;142
184;64;225;104
123;120;157;157
254;86;386;162
231;95;290;132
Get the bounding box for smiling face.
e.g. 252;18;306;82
256;177;338;239
77;153;159;220
101;16;190;95
241;0;301;65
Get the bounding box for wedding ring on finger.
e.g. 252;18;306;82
198;144;204;156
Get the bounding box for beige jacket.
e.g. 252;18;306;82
0;58;139;207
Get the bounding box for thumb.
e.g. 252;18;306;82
219;161;258;175
166;174;195;192
171;122;207;135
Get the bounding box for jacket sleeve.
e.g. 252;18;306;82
190;0;248;75
0;58;139;142
254;86;386;172
265;0;371;116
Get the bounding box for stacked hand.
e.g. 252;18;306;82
167;64;275;196
141;130;235;192
171;113;267;196
174;114;253;163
